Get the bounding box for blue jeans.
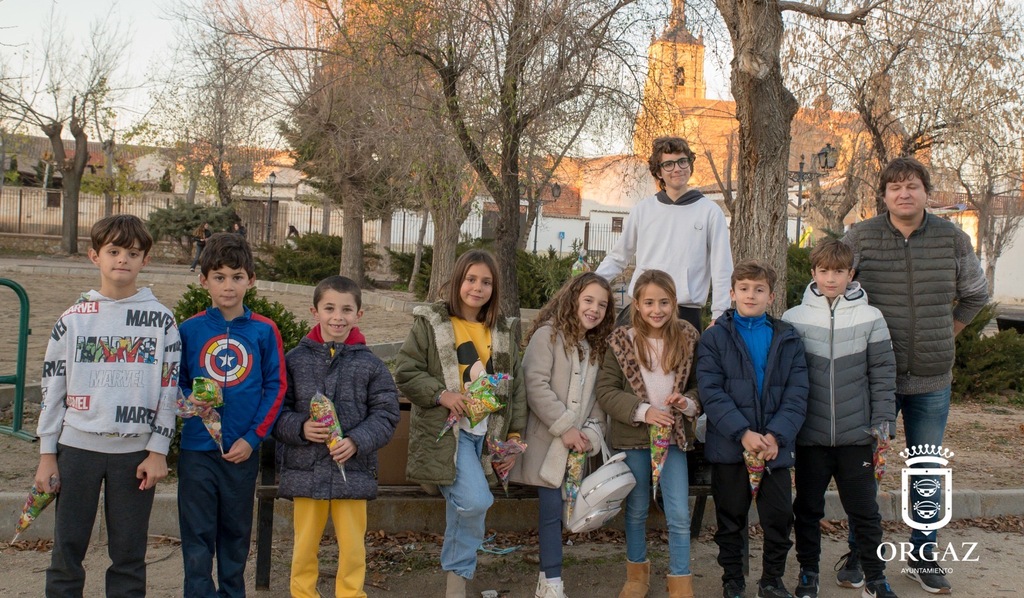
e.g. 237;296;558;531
537;485;564;579
847;386;951;556
623;446;691;575
439;431;494;579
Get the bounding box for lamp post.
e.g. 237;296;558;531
533;182;561;254
264;171;277;244
787;144;838;243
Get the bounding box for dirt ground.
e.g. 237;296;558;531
1;522;1022;596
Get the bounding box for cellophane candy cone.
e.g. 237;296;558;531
310;392;347;481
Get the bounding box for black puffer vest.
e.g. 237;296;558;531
851;214;957;378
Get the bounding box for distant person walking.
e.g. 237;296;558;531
840;157;988;594
595;136;732;331
190;222;211;273
232;222;247;239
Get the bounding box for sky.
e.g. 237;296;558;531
0;0;736;146
2;0;177;132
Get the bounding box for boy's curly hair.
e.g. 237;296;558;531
524;272;615;365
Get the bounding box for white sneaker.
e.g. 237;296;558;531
534;572;567;598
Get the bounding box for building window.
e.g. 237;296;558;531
612;217;623;233
675;66;686;86
46;191;61;208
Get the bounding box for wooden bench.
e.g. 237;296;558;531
253;413;717;590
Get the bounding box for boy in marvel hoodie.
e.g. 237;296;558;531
35;214;181;596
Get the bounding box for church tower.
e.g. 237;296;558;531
633;0;707;155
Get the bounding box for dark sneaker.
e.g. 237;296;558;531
835;550;865;588
862;578;898;598
795;570;819;598
723;579;746;598
758;578;794;598
905;560;951;594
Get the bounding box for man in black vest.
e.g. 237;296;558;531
840;157;988;595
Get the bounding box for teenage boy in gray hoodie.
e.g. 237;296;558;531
34;214;180;596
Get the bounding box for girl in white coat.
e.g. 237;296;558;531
510;272;616;598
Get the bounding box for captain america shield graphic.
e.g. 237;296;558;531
200;336;252;387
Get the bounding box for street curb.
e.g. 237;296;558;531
4;488;1022;542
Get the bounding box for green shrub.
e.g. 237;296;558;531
953;304;1024;401
786;243;812;309
255;233;380;286
388;242;572;308
146;201;240;257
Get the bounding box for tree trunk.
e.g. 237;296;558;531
518;193;537;252
409;209;430;294
378;207;393;276
428;206;461;302
186;177;198;204
43;117;89;256
984;259;996;298
719;0;797;315
340;185;365;285
103;140;114;217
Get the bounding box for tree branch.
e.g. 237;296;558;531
779;0;885;25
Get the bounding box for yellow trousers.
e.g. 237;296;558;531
291;497;368;598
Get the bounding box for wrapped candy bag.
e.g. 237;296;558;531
13;475;59;542
649;423;672;500
563;450;588;521
191;376;224;407
176;387;224;454
436;373;510;440
743;450;765;499
310;392;348;482
486;436;527;494
871;422;891;481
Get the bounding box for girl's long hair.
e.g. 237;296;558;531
444;249;501;328
525;272;615;364
630;269;688;372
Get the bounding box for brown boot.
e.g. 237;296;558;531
445;571;466;598
667;574;694;598
618;560;650;598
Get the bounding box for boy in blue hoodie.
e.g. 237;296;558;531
35;214;180;597
272;275;399;597
177;232;286;597
697;260;809;598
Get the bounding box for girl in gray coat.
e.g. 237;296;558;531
510;272;616;598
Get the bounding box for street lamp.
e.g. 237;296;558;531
264;171;277;244
534;182;561;254
788;144;837;243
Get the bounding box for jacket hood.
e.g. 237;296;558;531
800;281;867;309
84;287;159;304
306;324;367;346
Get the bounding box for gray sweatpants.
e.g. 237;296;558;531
46;445;155;598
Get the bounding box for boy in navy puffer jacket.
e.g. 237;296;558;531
697;260;809;598
272;275;399;598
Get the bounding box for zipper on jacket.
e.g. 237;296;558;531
904;236;915;376
829;302;837;446
224;324;231;389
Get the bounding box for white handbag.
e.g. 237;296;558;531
564;439;637;533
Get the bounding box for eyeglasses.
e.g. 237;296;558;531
658;158;691;171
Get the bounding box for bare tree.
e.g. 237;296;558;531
0;14;125;254
372;0;655;315
786;0;1024;213
949;132;1024;297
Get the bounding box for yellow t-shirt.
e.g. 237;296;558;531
450;317;492;435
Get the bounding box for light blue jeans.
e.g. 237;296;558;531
623;446;691;575
847;386;951;556
439;431;494;579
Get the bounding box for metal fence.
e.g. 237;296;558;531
0;187;488;253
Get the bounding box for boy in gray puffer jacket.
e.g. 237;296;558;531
272;276;399;598
782;239;898;598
